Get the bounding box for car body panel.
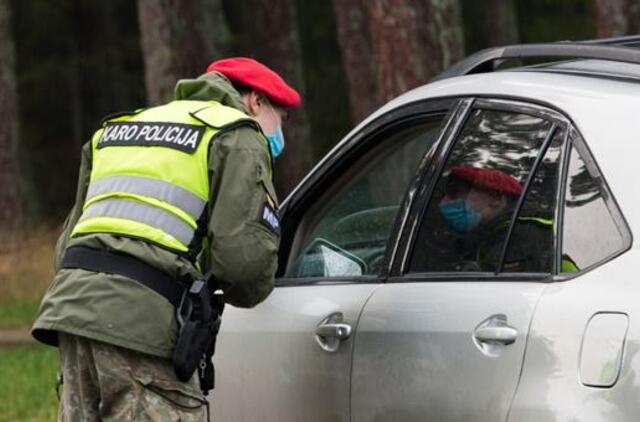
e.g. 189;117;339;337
351;281;545;422
508;251;640;421
212;283;380;422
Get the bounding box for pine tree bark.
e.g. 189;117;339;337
334;0;464;122
239;0;313;197
593;0;628;37
333;0;378;123
0;0;21;244
137;0;230;104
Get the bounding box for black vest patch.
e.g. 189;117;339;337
259;201;281;235
97;122;205;154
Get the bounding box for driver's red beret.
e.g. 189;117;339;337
449;166;523;196
206;57;301;108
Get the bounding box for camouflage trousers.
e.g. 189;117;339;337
57;332;208;421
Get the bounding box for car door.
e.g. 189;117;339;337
351;98;571;421
212;100;454;422
508;129;635;421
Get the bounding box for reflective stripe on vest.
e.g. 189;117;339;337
86;175;206;220
79;198;195;245
72;100;255;252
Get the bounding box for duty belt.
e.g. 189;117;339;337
60;246;185;307
60;245;222;397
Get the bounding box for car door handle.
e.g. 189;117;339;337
474;325;518;345
315;323;352;341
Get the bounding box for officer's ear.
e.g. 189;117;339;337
243;91;266;116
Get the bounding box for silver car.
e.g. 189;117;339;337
213;37;640;421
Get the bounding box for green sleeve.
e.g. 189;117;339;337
206;125;280;308
53;141;93;271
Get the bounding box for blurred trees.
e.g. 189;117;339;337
462;0;519;52
5;0;636;226
11;0;144;222
137;0;230;104
0;0;21;244
518;0;593;42
232;0;313;195
334;0;464;123
593;0;640;37
333;0;377;124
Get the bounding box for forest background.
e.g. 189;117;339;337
0;0;637;308
0;1;638;419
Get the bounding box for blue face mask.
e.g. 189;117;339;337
266;126;285;159
439;199;482;233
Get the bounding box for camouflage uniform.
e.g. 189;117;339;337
58;333;206;421
33;72;280;419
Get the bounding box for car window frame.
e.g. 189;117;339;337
395;97;574;282
275;97;461;286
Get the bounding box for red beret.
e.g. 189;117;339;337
207;57;301;108
449;166;523;196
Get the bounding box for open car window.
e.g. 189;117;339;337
284;114;446;279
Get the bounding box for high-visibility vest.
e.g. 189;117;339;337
71;100;256;253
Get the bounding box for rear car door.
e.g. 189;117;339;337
212;100;454;422
351;98;571;421
508;129;634;421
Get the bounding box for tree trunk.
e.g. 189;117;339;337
239;0;313;198
367;0;436;104
334;0;464;120
429;0;465;71
333;0;378;123
137;0;230;104
593;0;628;37
0;0;21;244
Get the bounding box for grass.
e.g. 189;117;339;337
0;229;59;420
0;300;41;329
0;346;58;421
0;227;58;302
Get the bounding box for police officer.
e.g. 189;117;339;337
32;57;300;420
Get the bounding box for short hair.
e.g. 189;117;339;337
232;82;252;97
232;82;267;102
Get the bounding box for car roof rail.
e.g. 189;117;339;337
433;37;640;82
577;34;640;46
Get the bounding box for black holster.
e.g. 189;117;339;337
172;279;224;395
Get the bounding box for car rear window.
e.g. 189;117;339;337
560;135;631;273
